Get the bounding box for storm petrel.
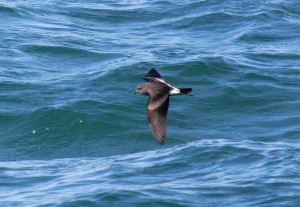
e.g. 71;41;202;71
134;68;192;144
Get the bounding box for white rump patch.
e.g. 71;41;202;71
170;87;181;95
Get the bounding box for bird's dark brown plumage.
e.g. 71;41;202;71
135;68;192;144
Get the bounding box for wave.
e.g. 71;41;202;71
0;139;299;207
0;5;20;16
21;45;122;59
0;100;162;161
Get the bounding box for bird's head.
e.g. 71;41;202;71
134;85;149;95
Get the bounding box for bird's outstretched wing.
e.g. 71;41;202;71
144;68;161;79
147;95;169;145
143;68;171;87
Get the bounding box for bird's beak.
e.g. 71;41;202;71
134;91;138;95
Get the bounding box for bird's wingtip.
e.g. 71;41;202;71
144;68;162;79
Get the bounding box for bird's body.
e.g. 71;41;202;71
134;69;192;144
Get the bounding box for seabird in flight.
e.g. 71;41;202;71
134;68;192;144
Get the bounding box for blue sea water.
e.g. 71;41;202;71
1;0;300;206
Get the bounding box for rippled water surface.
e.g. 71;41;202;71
1;0;300;206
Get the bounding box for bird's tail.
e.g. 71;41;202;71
179;88;192;95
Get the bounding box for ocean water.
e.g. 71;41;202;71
1;0;300;206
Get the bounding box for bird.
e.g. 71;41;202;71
134;68;192;144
